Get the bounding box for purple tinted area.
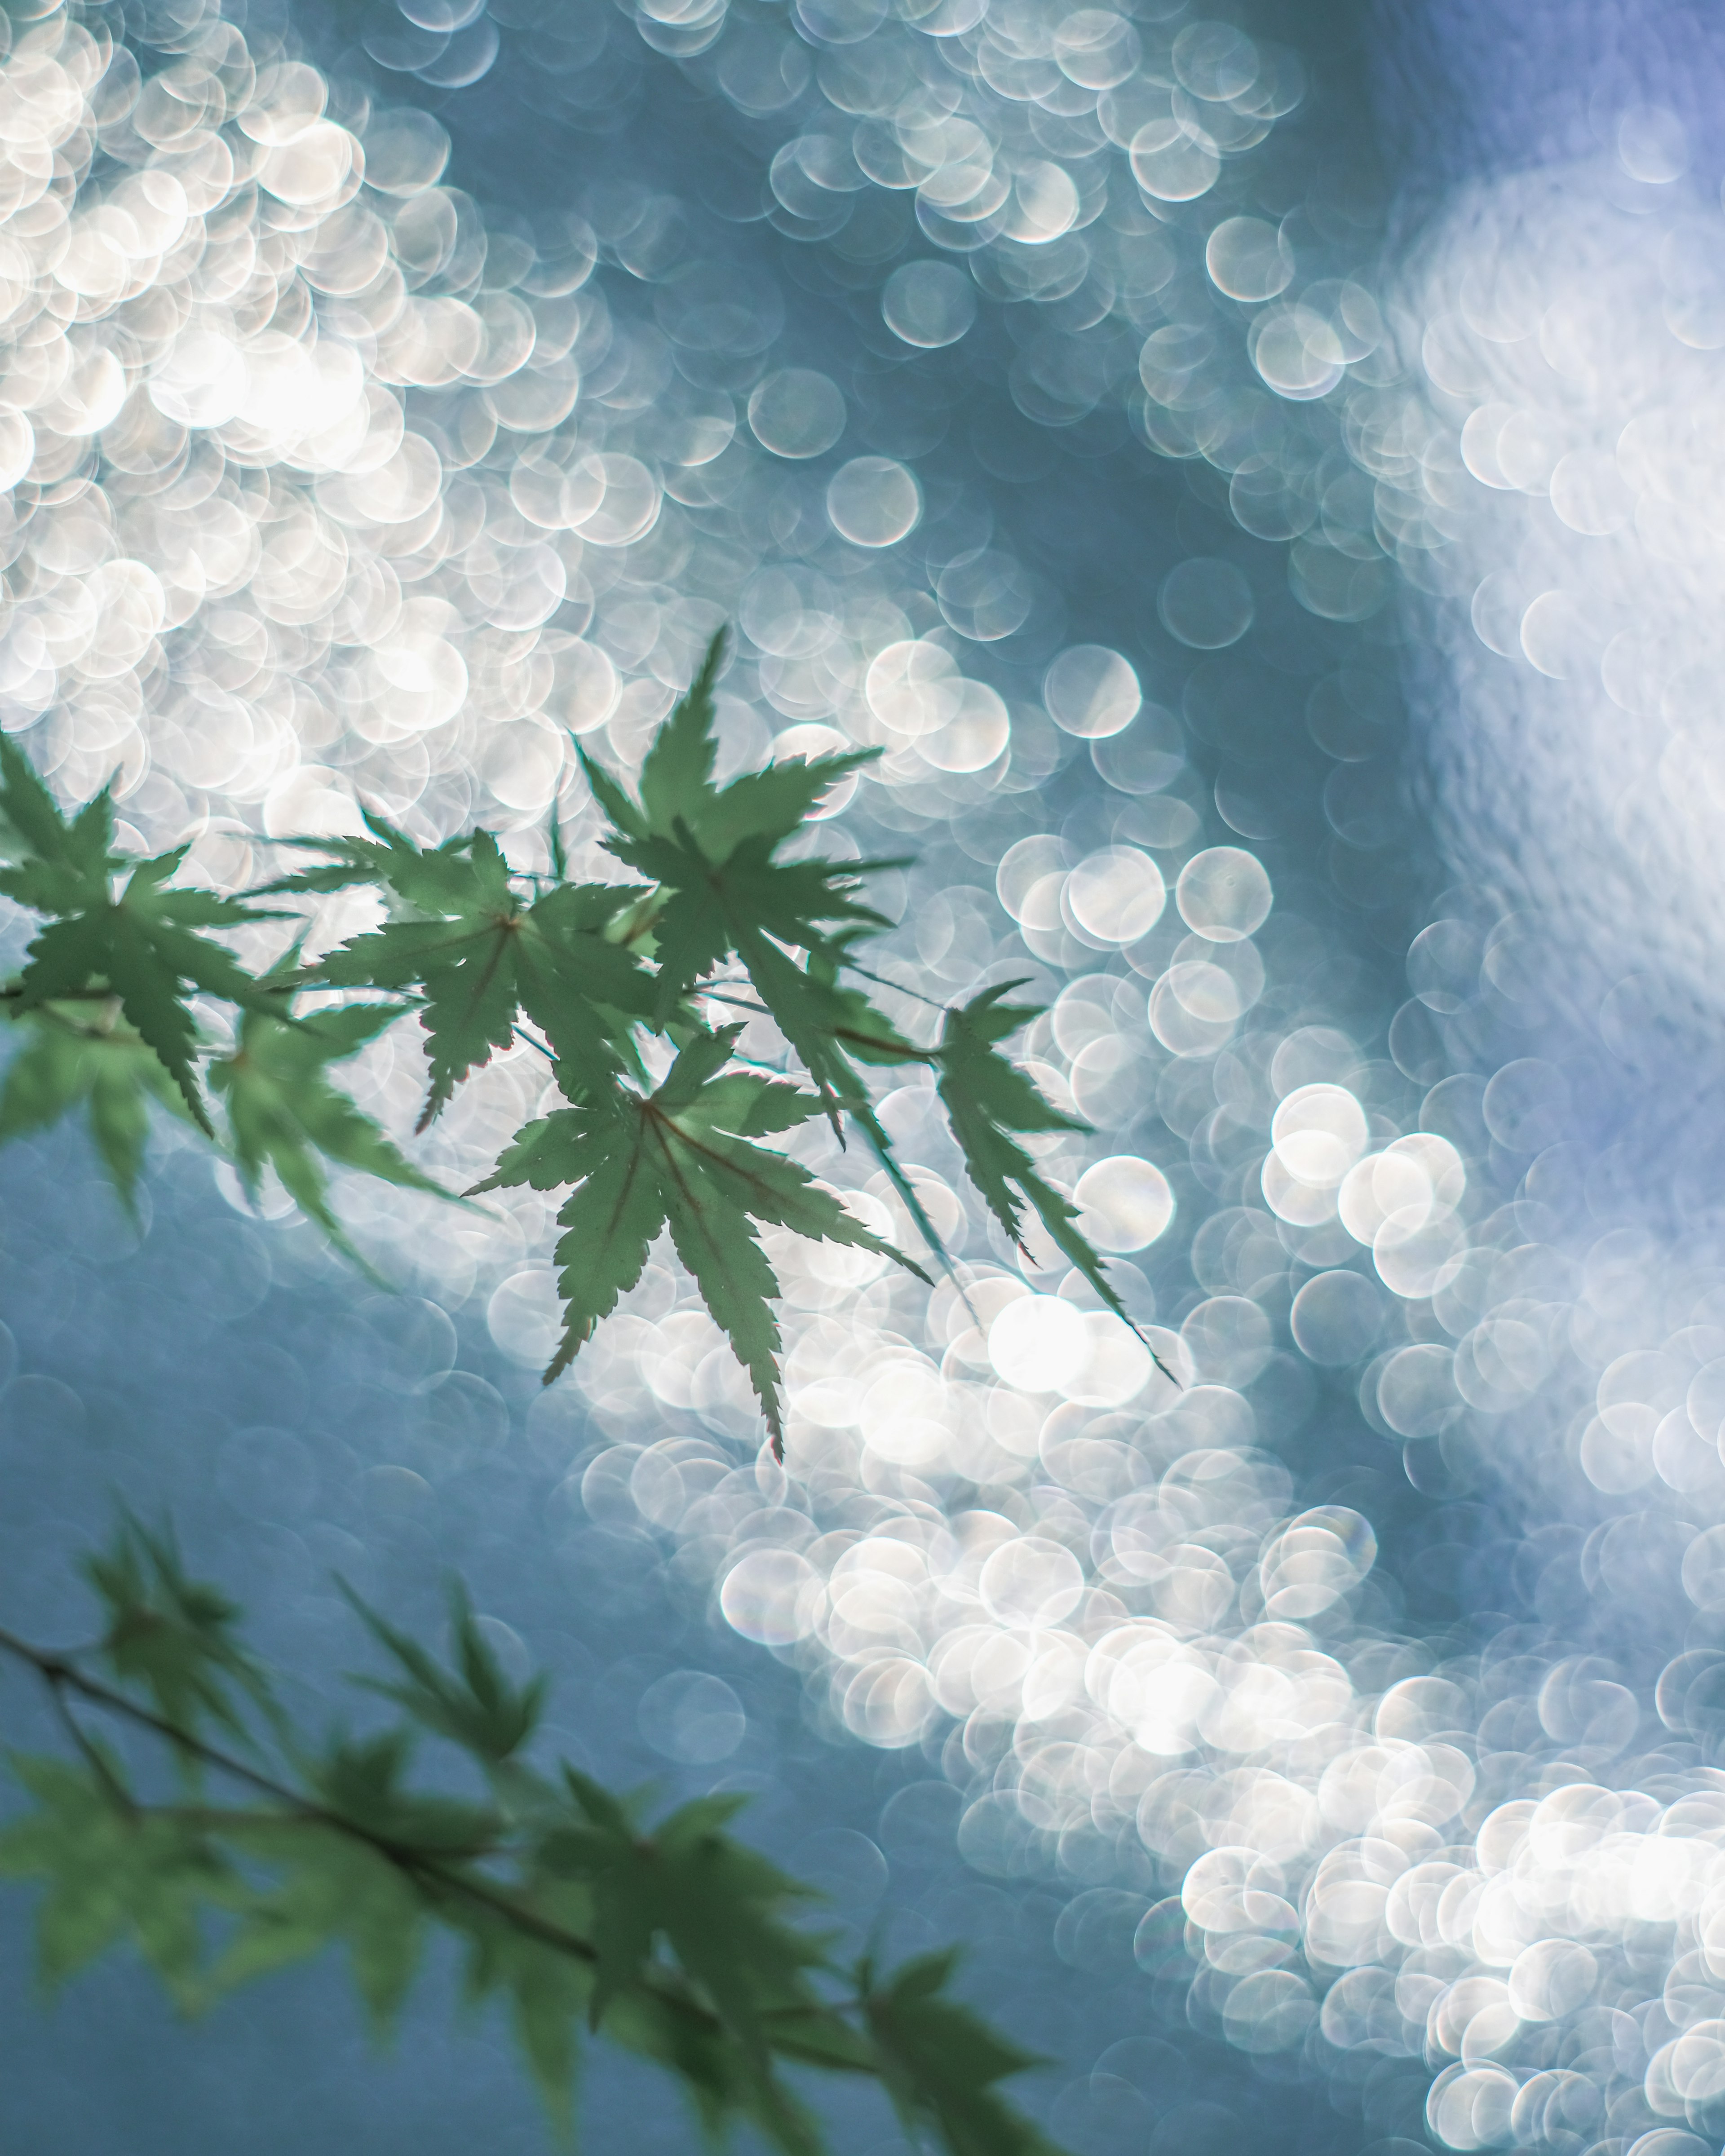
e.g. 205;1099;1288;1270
1365;0;1725;196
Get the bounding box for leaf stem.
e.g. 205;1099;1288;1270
836;957;951;1014
696;989;774;1019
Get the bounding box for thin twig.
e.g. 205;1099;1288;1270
40;1671;134;1815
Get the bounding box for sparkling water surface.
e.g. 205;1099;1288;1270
2;1;1724;2152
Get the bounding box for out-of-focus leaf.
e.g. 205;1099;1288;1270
84;1516;276;1750
0;1752;230;2009
461;1895;591;2138
0;1004;195;1217
546;1772;831;2156
215;1817;427;2033
341;1577;548;1765
208;978;452;1269
308;1727;499;1857
862;1950;1065;2156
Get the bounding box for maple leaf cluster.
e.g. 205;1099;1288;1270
0;629;1156;1455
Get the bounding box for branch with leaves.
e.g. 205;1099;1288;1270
0;627;1169;1454
0;633;1170;2146
0;1518;1064;2154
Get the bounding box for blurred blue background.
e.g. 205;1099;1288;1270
3;0;1722;2151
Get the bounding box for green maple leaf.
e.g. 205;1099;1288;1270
308;1727;499;1859
340;1578;548;1766
648;1795;832;2068
576;631;900;1113
0;741;284;1134
861;1950;1064;2156
265;812;539;919
937;983;1173;1383
84;1515;277;1753
0;1003;196;1218
761;947;979;1296
0;1752;232;2010
474;1025;928;1456
214;1816;428;2034
460;1903;590;2136
207;965;454;1271
278;815;655;1129
548;1774;831;2156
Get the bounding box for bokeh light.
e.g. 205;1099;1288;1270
6;2;1725;2154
